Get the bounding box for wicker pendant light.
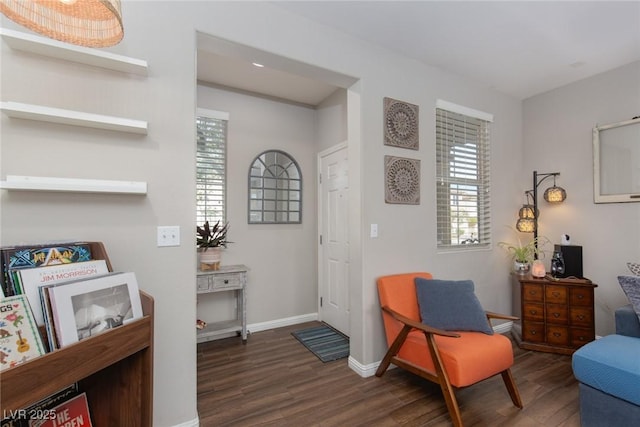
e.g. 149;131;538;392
0;0;123;47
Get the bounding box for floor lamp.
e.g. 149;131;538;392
516;170;567;259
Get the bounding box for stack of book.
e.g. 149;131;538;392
0;242;143;371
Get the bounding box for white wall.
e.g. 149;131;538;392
523;61;640;335
196;84;319;325
316;88;349;152
1;2;524;425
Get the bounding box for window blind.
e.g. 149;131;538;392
436;107;491;249
196;114;227;226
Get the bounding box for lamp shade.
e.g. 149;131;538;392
544;185;567;203
0;0;123;47
516;217;535;233
518;204;537;219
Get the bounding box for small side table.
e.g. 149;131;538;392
197;264;249;343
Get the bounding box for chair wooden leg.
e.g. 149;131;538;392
376;325;411;377
425;333;463;427
501;369;523;409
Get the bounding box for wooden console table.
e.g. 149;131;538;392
197;264;249;343
512;274;597;355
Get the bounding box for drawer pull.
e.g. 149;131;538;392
529;310;537;315
529;291;537;295
530;331;537;335
577;294;584;299
577;315;585;320
552;291;560;297
553;313;560;318
224;279;229;284
553;332;562;337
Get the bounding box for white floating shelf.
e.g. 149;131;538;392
0;28;148;75
0;175;147;195
0;102;148;134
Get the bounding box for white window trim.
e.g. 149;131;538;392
196;108;229;226
197;107;229;121
436;99;493;123
435;101;493;252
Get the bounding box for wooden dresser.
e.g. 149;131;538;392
513;274;597;355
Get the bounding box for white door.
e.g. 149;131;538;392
318;144;350;336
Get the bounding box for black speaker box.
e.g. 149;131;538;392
554;244;583;279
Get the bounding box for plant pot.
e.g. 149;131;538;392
514;260;530;275
199;247;221;271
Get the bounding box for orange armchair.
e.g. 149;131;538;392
376;272;522;427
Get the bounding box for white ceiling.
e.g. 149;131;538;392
198;1;640;105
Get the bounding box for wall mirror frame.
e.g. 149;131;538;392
593;116;640;204
248;149;302;224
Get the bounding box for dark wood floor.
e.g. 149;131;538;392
197;321;581;426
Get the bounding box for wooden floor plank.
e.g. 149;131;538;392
197;321;581;426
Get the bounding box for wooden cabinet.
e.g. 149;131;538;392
513;274;597;355
0;242;153;426
1;291;153;426
197;264;249;343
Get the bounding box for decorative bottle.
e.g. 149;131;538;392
550;250;565;278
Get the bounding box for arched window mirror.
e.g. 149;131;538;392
248;150;302;224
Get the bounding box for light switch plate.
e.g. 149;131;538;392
157;226;180;247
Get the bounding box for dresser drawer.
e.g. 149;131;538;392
523;303;544;322
197;276;210;293
546;304;568;324
569;307;593;327
523;283;543;302
522;322;545;343
211;273;242;290
546;285;567;304
570;328;595;347
546;326;569;346
570;287;593;307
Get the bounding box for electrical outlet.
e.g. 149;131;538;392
157;226;180;247
370;223;378;238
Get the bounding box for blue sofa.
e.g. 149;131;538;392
572;304;640;426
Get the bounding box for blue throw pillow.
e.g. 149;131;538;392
415;278;493;335
619;275;640;321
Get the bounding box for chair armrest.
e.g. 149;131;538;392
381;305;460;338
485;311;519;322
615;304;640;338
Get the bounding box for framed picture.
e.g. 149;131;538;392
384;97;419;150
47;272;143;348
593;116;640;203
384;155;421;204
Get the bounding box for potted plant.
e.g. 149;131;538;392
196;220;230;270
498;235;549;275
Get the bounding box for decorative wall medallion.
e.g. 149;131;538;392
384;155;420;204
384;97;419;150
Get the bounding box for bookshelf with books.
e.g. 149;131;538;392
0;242;153;427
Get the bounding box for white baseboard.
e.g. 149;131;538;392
348;355;380;378
248;313;318;334
494;320;513;335
172;416;199;427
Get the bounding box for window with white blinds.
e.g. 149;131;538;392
436;103;492;250
196;109;228;226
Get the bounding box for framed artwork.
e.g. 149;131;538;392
46;272;143;348
384;97;419;150
385;155;420;204
593;116;640;203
